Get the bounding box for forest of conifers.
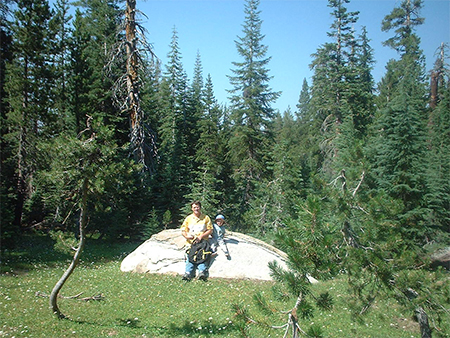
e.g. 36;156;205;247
1;0;449;333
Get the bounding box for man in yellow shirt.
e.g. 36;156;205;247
181;201;213;281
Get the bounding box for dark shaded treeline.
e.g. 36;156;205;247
1;0;448;244
1;0;448;239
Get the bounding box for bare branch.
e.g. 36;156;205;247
328;169;346;191
352;170;365;197
36;291;104;301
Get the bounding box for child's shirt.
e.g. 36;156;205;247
213;223;226;240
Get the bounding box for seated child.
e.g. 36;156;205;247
211;214;230;259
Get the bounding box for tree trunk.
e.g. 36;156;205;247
429;71;438;110
415;306;432;338
13;84;29;230
125;0;139;131
286;292;309;338
49;177;89;318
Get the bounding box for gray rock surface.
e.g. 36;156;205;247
431;247;450;270
120;229;291;281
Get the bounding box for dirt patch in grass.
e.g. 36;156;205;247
393;316;420;333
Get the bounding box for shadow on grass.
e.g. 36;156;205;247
150;319;242;337
58;316;241;337
1;231;141;274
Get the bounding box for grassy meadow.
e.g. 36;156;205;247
0;233;425;338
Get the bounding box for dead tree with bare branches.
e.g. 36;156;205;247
108;0;158;174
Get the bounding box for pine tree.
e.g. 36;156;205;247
227;0;280;229
261;109;305;230
69;9;92;134
331;27;374;190
49;0;73;132
0;0;16;245
372;0;428;241
65;0;145;238
185;51;204;170
310;0;360;124
346;26;375;135
295;78;323;182
71;0;123;133
425;45;450;233
185;74;226;215
309;0;361;178
4;0;55;230
295;78;310;121
40;114;139;317
156;27;190;222
235;189;343;337
362;2;449;335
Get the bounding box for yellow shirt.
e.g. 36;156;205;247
181;213;213;243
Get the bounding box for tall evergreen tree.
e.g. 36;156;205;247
68;9;92;134
4;0;55;230
65;0;143;238
265;109;305;226
310;0;359;124
309;0;361;177
0;0;16;245
71;0;123;134
49;0;73;132
186;51;204;170
425;45;450;233
363;2;448;335
156;28;190;222
331;26;374;191
346;26;375;135
227;0;280;229
372;0;429;241
295;78;323;182
185;74;226;215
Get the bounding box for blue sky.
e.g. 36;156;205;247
137;0;449;112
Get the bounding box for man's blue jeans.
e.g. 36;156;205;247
185;259;208;277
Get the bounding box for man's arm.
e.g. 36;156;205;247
181;215;194;240
196;228;212;241
182;230;194;240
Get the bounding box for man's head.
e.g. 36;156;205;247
191;201;202;216
191;200;202;208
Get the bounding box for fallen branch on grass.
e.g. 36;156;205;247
36;291;104;301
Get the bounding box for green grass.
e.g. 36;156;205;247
0;234;426;338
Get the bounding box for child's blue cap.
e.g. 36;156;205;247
215;214;225;220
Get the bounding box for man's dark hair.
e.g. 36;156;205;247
191;200;201;207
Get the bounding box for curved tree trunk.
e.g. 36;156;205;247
416;307;432;338
49;177;89;318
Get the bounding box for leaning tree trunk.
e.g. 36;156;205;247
285;292;309;338
49;177;89;318
416;307;432;338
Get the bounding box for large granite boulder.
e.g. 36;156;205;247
431;247;450;270
120;229;291;281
